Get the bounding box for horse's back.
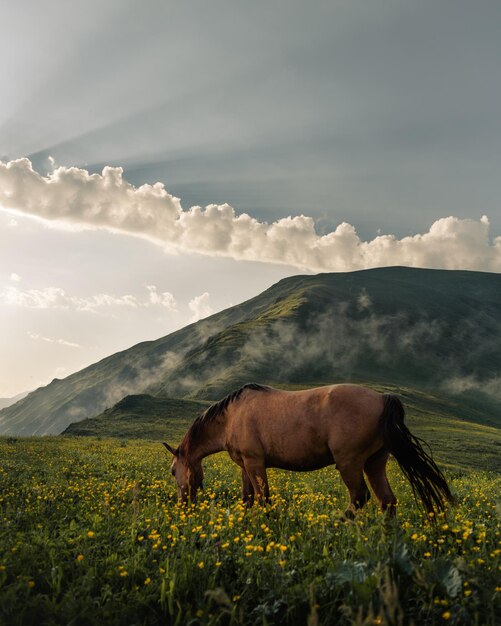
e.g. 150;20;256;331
225;384;385;469
321;384;384;420
320;384;385;455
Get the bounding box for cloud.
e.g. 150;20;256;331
1;157;501;273
0;284;178;313
146;285;178;311
28;332;80;349
189;292;213;322
9;273;21;282
442;375;501;402
2;286;70;309
357;288;372;311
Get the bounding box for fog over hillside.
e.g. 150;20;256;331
1;267;500;436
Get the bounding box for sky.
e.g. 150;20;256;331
0;0;500;397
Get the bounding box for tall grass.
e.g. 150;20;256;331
0;437;499;625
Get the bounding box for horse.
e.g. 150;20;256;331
163;383;454;517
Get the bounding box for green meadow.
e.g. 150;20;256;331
1;436;499;626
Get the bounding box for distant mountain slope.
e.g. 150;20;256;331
1;267;500;436
61;386;501;473
0;391;30;410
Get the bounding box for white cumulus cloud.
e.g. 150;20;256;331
0;284;178;313
1;158;500;273
146;285;178;311
189;292;213;322
2;286;70;309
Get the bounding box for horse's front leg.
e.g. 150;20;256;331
243;459;270;505
241;468;255;507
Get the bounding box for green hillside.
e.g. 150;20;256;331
1;267;500;436
62;395;210;442
157;268;501;408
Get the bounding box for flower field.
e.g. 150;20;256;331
0;437;500;625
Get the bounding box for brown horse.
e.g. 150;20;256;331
163;383;453;517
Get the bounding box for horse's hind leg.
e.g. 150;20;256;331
243;459;270;505
241;468;255;507
364;447;397;516
337;460;371;519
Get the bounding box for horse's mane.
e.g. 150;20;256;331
186;383;271;447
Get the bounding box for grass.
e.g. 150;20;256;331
0;436;500;626
63;396;210;443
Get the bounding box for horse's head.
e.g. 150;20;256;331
163;442;204;503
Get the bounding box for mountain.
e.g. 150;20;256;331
0;390;30;410
1;266;500;436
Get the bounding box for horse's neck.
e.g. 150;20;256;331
187;419;226;462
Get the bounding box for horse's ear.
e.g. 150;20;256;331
162;442;178;456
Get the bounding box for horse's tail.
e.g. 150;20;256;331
380;394;454;515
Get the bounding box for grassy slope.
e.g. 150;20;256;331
62;395;210;444
395;389;501;473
